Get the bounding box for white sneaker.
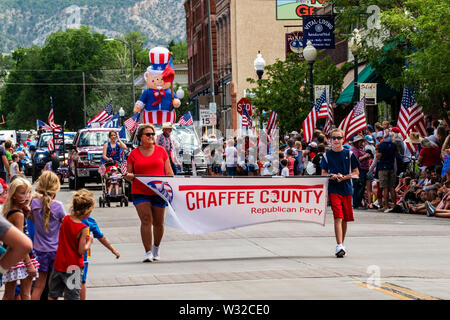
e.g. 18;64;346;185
152;245;160;261
335;244;346;258
142;251;153;262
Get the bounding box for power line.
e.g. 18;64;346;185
2;82;136;86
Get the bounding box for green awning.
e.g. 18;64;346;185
336;64;398;104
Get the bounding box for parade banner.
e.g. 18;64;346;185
136;176;329;234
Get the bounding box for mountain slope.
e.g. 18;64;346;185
0;0;186;53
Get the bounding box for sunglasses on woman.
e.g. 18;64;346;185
143;132;155;137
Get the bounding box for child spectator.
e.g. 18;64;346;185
280;159;289;177
48;189;94;300
107;166;121;196
1;177;39;300
9;153;20;179
80;216;120;300
29;171;66;300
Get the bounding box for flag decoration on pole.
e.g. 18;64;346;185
47;136;54;153
315;90;329;119
338;97;367;142
120;160;128;175
48;97;62;131
397;87;427;140
302;91;329;143
101;112;120;128
177;112;194;126
87;100;114;126
98;163;106;176
323;93;334;135
118;125;127;140
242;107;253;128
124;112;140;134
36;120;53;132
265;111;278;137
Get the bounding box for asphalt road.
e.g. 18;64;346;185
3;179;450;301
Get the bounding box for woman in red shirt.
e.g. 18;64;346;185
418;138;442;168
125;124;174;263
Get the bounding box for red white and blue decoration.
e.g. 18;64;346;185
178;112;194;126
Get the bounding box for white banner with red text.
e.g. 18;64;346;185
135;176;329;234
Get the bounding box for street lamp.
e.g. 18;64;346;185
176;86;185;100
349;28;362;103
119;107;125;126
105;38;135;107
254;51;266;82
303;41;317;110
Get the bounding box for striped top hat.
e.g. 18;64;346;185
148;47;171;75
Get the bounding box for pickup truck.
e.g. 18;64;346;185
68;127;129;189
30;131;76;183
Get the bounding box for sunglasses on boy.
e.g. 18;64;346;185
331;136;343;140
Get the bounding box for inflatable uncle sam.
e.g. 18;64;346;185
133;46;181;124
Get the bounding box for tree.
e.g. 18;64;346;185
331;0;450;113
168;40;187;64
246;53;349;134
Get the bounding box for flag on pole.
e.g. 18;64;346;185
101;113;120;128
242;107;253;128
98;164;106;176
397;88;427;139
338;97;367;142
48;97;62;130
265;111;278;137
323;104;334;135
315;91;329;119
48;136;54;153
120;160;128;175
178;112;194;126
88;100;113;126
124;112;140;133
37;120;52;132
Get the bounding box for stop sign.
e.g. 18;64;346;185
237;98;253;116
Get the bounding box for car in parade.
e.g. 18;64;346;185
30;131;76;183
68;127;130;189
131;124;207;175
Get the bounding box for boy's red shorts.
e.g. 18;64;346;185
329;193;354;222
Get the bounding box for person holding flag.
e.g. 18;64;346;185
321;128;360;258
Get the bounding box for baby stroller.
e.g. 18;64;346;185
98;160;129;208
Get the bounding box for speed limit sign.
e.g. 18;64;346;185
237;98;253;116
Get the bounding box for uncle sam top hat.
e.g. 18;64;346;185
147;46;175;82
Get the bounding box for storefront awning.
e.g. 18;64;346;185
336;64;398;105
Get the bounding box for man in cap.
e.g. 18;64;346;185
156;123;181;174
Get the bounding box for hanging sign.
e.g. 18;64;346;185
286;31;303;57
360;83;377;105
302;15;335;49
276;0;326;20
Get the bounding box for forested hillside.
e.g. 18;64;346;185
0;0;186;53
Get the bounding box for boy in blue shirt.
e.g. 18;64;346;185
321;128;360;258
81;216;120;300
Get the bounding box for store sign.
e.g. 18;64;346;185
314;85;332;104
360;83;377;105
286;31;303;57
302;15;335;49
276;0;326;20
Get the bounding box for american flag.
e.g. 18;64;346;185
98;164;106;176
265;111;278;137
323;104;334;135
315;91;329;119
47;136;54;153
338;97;367;142
37;120;53;132
242;107;253;128
124;112;140;133
302;95;326;143
120;160;128;175
177;112;194;126
48;97;61;130
397;87;426;142
88;100;113;126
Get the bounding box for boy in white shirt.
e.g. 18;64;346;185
280;159;289;176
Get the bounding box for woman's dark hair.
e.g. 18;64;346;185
108;131;118;138
136;124;155;142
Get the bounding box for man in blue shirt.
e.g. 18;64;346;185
376;131;398;212
321;128;360;258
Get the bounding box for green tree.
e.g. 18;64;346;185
246;53;349;134
331;0;450;113
168;40;187;64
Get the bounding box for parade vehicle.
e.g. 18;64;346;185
0;130;17;146
68;127;130;190
131;123;208;176
30;131;76;183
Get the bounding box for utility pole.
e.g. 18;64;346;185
206;0;215;103
82;71;87;126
